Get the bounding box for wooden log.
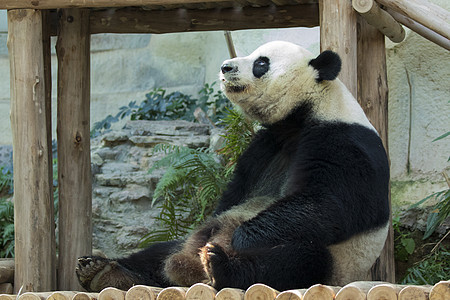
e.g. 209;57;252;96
73;292;100;300
156;287;188;300
125;285;162;300
385;8;450;51
356;12;394;283
0;284;12;295
398;285;431;300
352;0;405;43
245;284;279;300
216;288;245;300
0;260;14;284
0;0;231;9
376;0;450;41
56;8;92;291
336;281;388;300
303;284;339;300
7;8;56;293
0;295;15;300
367;284;402;300
18;292;53;300
88;5;319;34
430;280;450;300
185;283;217;300
319;0;358;98
99;288;126;300
276;289;306;300
47;291;78;300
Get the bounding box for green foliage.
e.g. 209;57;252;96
393;214;416;262
411;189;450;239
0;199;14;258
401;246;450;285
91;83;231;137
140;108;256;247
140;145;229;247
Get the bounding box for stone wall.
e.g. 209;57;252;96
89;120;220;258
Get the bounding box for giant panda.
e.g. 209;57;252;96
76;41;390;292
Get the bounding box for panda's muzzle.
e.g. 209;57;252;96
221;63;237;74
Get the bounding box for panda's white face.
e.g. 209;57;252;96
220;41;374;129
220;41;317;124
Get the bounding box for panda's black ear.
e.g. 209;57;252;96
308;50;342;82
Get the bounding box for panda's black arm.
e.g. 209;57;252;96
214;129;280;215
231;194;347;250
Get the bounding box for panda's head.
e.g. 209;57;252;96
220;41;369;127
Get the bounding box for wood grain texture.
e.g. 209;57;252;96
56;8;92;291
7;8;56;293
319;0;358;98
357;14;394;284
88;5;319;34
376;0;450;41
352;0;405;43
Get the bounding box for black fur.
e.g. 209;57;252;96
252;56;270;78
76;101;390;291
308;50;342;82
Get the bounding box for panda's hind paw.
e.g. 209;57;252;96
76;256;138;292
199;243;230;288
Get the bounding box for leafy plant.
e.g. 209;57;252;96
0;199;14;258
91;83;231;137
401;245;450;285
140;145;229;246
140;108;256;247
393;214;416;262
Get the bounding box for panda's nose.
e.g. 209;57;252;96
221;63;237;74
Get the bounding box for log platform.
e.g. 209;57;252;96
0;281;448;300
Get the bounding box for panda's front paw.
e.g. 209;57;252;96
199;243;230;289
76;256;139;292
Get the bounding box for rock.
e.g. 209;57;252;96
102;131;129;146
124;120;209;136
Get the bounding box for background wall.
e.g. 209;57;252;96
0;6;448;208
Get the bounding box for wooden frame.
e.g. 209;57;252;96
9;0;443;290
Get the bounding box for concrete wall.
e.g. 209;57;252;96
0;8;448;207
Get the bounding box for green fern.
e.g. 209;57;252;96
0;199;14;257
140;108;256;247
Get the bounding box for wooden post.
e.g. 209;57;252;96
56;8;92;290
7;8;56;293
357;15;394;282
319;0;358;98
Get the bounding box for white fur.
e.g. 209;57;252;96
328;222;389;286
220;41;376;131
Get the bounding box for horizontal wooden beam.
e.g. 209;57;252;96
0;0;316;9
353;0;405;43
89;5;318;33
376;0;450;41
46;5;318;35
1;0;221;9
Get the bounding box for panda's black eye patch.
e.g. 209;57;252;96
253;56;270;78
